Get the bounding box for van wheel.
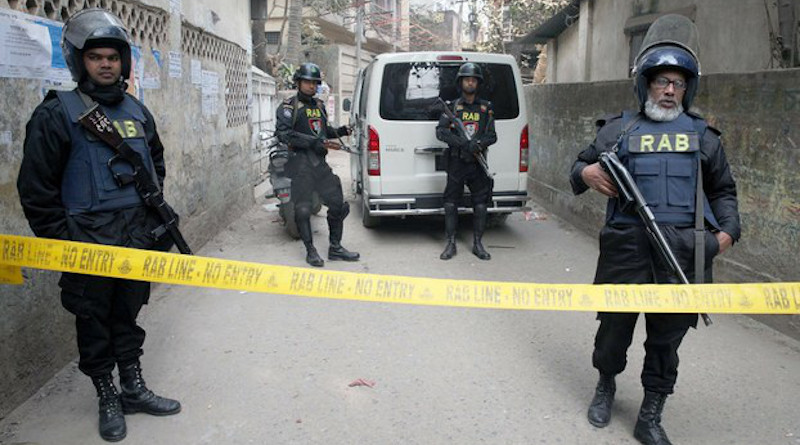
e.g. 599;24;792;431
280;204;301;239
486;212;510;228
361;199;381;228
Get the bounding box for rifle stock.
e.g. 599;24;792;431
599;151;712;326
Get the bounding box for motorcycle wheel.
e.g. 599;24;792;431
279;203;301;239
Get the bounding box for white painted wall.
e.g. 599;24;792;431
182;0;252;51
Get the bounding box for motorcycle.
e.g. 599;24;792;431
261;132;321;239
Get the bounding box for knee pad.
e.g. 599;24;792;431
295;203;312;221
328;201;350;221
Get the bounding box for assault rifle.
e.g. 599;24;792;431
599;151;712;326
437;98;492;177
77;104;192;255
317;102;359;155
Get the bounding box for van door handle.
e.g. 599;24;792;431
414;146;445;154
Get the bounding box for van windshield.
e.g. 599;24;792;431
379;62;519;121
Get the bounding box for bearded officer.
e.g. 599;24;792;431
17;9;181;442
276;63;359;267
569;15;740;445
436;62;497;261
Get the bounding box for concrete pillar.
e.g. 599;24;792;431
546;39;558;83
398;0;410;51
577;0;593;81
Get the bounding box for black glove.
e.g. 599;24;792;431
337;125;351;137
467;139;481;154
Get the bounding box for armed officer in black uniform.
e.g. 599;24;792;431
17;9;181;442
276;63;359;267
436;62;497;261
569;15;740;445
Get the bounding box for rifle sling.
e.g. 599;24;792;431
75;91;153;188
694;158;705;284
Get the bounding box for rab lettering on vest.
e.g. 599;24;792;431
461;111;480;122
305;108;322;118
628;133;699;153
111;119;143;139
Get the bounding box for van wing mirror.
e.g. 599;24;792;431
343;98;352;112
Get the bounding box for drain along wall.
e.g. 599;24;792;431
0;0;254;418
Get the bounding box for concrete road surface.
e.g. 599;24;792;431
1;151;798;445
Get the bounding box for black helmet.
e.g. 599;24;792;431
61;8;132;82
632;14;700;110
293;63;323;83
456;62;483;82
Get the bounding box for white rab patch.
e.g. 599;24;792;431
464;122;478;139
283;107;292;118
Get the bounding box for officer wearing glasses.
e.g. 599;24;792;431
569;15;740;445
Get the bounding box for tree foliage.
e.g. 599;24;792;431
304;0;351;16
473;0;571;53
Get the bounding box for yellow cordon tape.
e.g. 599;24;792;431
1;234;798;314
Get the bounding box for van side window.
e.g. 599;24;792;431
379;62;519;121
359;66;372;116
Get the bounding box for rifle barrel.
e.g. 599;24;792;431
600;152;711;326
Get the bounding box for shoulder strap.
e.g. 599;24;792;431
289;96;301;128
694;157;705;284
609;111;643;153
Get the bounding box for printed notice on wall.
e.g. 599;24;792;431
201;70;219;116
169;51;182;78
0;130;12;146
0;8;72;84
191;59;202;86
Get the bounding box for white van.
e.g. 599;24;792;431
347;52;530;227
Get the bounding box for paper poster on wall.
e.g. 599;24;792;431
0;8;72;84
141;48;161;89
168;51;182;78
191;59;202;86
201;70;219;116
152;49;163;68
0;130;12;146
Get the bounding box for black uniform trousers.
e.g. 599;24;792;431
591;224;718;394
443;155;492;206
60;272;149;377
289;156;345;216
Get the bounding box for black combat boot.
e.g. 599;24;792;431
296;206;324;267
328;244;360;261
118;361;181;416
471;204;491;260
587;373;616;427
305;245;324;267
328;214;360;261
633;390;672;445
440;203;458;260
91;374;126;442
